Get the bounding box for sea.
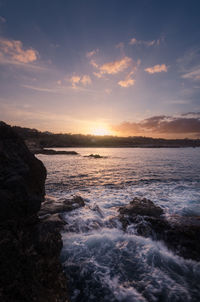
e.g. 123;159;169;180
38;147;200;302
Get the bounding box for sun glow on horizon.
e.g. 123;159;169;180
89;124;114;136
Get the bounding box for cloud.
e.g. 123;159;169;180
145;64;168;74
86;49;98;58
129;37;160;47
181;67;200;81
70;74;91;88
177;48;200;73
100;56;132;75
93;71;102;78
118;78;135;87
118;70;135;87
129;38;137;45
177;48;200;82
90;59;98;68
0;37;38;64
81;75;91;86
112;121;140;134
116;42;124;49
22;81;98;95
112;114;200;138
92;56;132;78
0;102;76;132
181;112;200;117
22;84;60;93
118;61;140;88
70;75;81;88
0;16;6;23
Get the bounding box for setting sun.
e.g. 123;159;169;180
90;124;113;136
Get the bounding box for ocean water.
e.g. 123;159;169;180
38;148;200;302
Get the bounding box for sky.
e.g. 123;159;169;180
0;0;200;138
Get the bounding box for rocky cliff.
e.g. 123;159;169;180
0;122;69;302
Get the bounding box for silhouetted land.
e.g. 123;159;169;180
12;125;200;149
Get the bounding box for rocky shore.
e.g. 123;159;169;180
0;122;69;302
1;121;200;302
118;197;200;261
34;149;78;156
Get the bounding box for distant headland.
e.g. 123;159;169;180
5;123;200;150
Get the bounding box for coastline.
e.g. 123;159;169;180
1;121;200;301
0;122;69;302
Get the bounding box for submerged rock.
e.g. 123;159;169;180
118;197;200;261
35;149;78;155
85;154;105;158
0;122;69;302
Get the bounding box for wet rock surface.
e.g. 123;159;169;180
0;121;46;222
40;195;85;215
84;154;106;158
0;122;69;302
35;149;78;155
118;197;164;218
118;197;200;261
39;195;85;231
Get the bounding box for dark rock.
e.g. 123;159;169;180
35;149;78;155
118;197;200;261
0;121;46;222
0;122;69;302
39;195;85;217
89;203;104;218
84;154;105;158
40;213;67;231
118;197;164;218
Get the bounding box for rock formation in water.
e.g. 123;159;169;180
84;154;106;158
0;121;69;302
118;197;200;261
39;195;85;230
35;149;78;155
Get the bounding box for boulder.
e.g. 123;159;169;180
84;154;106;158
118;197;200;261
0;121;46;222
35;149;78;155
0;122;69;302
39;195;85;217
118;197;164;217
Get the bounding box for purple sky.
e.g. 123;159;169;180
0;0;200;138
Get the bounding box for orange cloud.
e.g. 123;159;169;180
70;75;81;88
93;71;102;78
90;59;98;68
86;49;98;58
129;37;161;47
129;38;137;45
145;64;168;74
118;77;135;87
81;75;91;86
0;37;38;63
92;56;132;78
112;114;200;138
99;56;132;75
70;74;91;88
118;61;140;88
